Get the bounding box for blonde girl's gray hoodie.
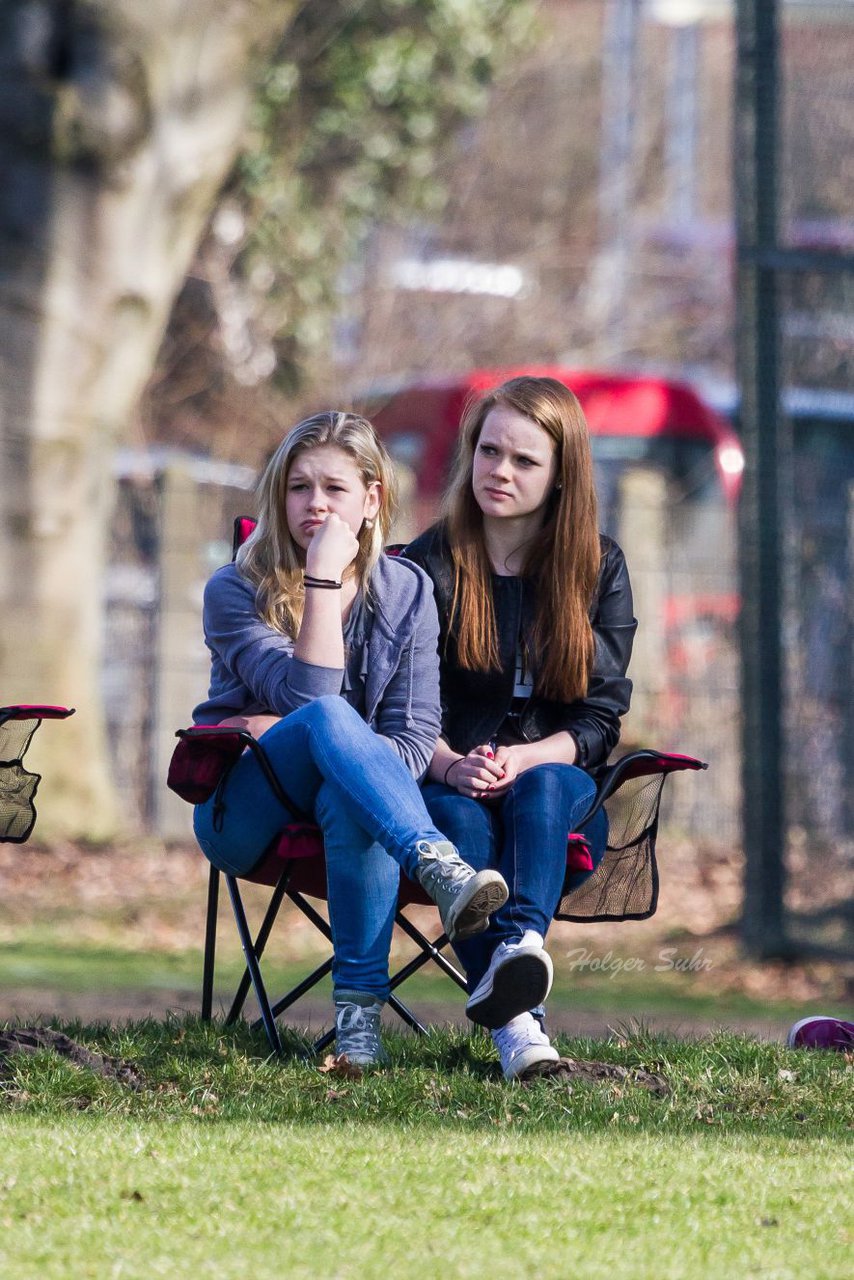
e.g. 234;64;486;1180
192;553;441;780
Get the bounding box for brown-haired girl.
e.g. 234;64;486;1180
404;377;636;1079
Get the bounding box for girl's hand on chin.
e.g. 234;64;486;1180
305;513;360;580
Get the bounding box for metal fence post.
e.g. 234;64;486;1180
734;0;789;956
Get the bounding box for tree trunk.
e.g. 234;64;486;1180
0;0;290;837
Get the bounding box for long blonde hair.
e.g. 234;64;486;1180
442;376;600;702
238;411;397;636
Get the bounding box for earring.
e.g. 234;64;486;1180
363;517;375;529
555;482;563;492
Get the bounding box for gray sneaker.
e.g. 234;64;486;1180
333;991;388;1066
413;841;508;942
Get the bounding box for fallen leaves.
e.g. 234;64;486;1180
318;1053;363;1081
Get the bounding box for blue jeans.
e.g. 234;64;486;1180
193;696;446;999
422;764;607;994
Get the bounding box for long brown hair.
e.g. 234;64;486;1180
442;376;600;702
237;411;397;636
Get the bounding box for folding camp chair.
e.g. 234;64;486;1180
167;518;706;1057
168;725;470;1058
0;705;76;843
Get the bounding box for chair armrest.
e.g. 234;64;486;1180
0;707;74;844
169;726;310;821
0;705;75;724
577;749;707;826
168;727;253;804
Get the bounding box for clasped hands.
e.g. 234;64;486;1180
445;742;529;800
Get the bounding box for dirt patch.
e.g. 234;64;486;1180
521;1057;670;1094
0;1026;143;1088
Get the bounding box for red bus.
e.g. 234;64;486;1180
370;366;744;527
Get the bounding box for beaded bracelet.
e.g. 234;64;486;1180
304;574;343;590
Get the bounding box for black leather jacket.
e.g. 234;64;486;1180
403;524;637;773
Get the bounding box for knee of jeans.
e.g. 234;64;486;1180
305;694;357;733
511;762;596;813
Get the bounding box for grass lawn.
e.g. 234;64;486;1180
1;1119;850;1280
1;841;850;1276
0;1019;851;1278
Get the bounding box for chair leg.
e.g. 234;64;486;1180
288;890;333;940
393;914;468;990
201;864;220;1021
313;1026;336;1055
226;866;292;1024
248;891;337;1046
386;993;429;1035
225;874;284;1057
382;915;469;1036
266;957;334;1021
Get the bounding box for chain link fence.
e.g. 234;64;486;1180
104;455;256;834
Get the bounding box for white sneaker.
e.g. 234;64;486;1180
466;931;553;1028
492;1012;561;1081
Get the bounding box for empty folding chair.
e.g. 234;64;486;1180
0;705;76;843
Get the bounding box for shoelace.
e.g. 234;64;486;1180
492;1016;548;1059
336;1004;381;1058
414;841;468;894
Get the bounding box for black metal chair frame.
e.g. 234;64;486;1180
202;860;468;1058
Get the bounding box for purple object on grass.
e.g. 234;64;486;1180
786;1016;854;1051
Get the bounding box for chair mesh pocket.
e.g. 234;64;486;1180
0;718;39;764
556;774;665;922
0;762;40;842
